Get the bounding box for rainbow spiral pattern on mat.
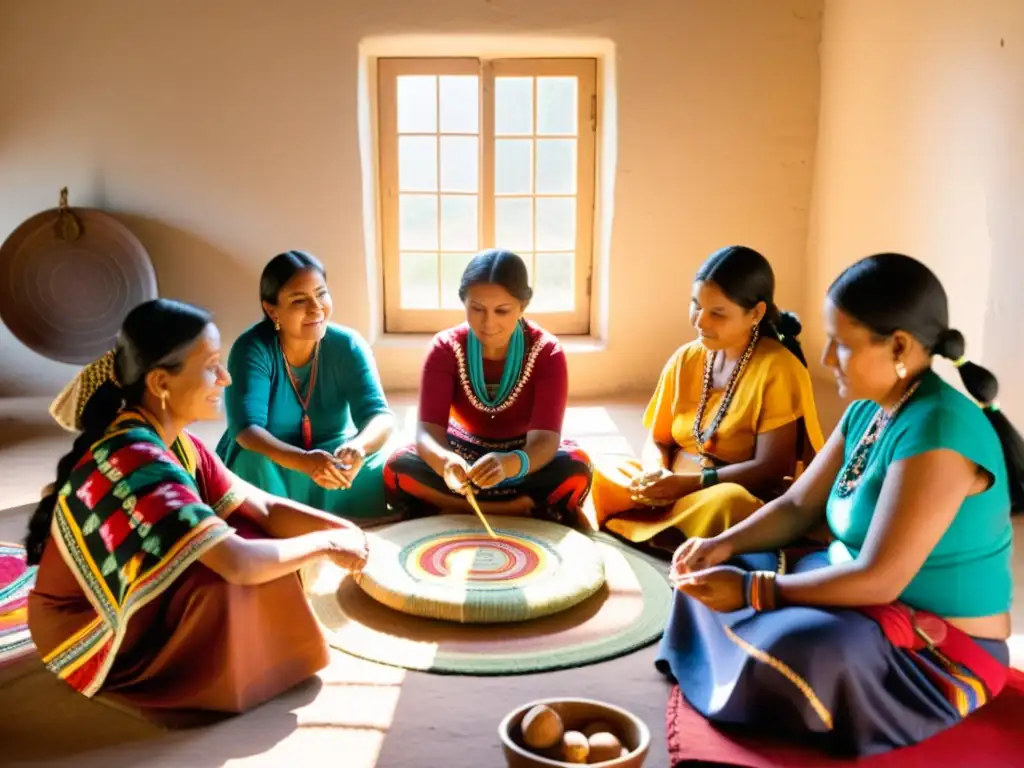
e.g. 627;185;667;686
357;516;606;624
0;543;36;667
404;532;551;589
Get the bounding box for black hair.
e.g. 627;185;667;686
457;249;533;304
694;245;806;366
24;299;213;565
828;252;1024;511
259;250;327;319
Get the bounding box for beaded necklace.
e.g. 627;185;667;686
692;326;760;468
834;379;920;497
466;321;525;408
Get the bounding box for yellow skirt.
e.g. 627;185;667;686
588;458;762;543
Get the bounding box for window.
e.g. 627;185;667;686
377;57;597;335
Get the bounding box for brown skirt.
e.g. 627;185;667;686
27;515;329;714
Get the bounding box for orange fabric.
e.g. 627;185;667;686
590;339;823;541
28;510;328;714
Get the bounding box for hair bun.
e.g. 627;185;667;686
932;328;965;361
775;310;802;339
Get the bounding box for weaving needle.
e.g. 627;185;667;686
464;485;498;539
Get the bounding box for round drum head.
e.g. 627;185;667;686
0;206;157;364
358;515;606;624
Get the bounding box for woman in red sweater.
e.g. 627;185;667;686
383;250;592;526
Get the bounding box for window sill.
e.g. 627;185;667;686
373;333;607;354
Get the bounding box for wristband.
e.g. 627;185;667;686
700;467;719;489
744;570;779;612
508;449;530;481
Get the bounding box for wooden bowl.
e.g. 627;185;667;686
498;698;650;767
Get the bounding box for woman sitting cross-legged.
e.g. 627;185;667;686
384;249;593;525
589;245;823;551
659;253;1021;757
27;298;369;713
216;250;396;522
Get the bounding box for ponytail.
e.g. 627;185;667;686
933;328;1024;512
761;305;808;367
24;381;126;565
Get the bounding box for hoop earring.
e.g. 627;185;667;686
895;360;907;380
160;391;169;412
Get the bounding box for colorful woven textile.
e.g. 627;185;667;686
42;411;233;696
0;542;36;667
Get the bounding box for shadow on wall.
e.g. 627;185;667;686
982;52;1024;424
115;214;262;348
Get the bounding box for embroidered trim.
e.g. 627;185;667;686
448;327;545;415
722;623;834;731
448;421;526;451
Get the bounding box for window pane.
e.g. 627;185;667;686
398;135;437;192
399;194;438;251
440;195;478;251
440;136;478;193
535;139;576;195
495;198;533;252
495;77;533;135
536;77;577;135
399;252;439;309
439;75;479;133
533;252;575;312
397;76;437;133
495;139;532;195
535;197;575;251
440;253;475;309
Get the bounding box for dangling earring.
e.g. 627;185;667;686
895;360;907;380
273;318;281;331
160;391;169;412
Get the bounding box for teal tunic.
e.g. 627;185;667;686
216;321;393;520
826;369;1013;617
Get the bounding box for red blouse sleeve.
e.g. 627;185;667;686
418;332;458;427
528;337;568;433
188;432;244;518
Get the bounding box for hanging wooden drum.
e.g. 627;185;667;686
0;188;157;364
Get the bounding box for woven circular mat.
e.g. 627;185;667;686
0;192;157;364
0;543;36;668
357;515;606;624
304;524;672;676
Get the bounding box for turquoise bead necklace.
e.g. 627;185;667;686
466;321;524;407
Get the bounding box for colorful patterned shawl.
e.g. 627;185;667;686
43;411;235;696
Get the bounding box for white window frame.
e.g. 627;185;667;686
377;56;597;335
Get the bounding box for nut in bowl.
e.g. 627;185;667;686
498;698;650;767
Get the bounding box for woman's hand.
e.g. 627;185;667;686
298;450;351;490
322;527;369;574
334;444;365;486
468;452;518;489
670;536;733;581
443;453;472;495
630;472;700;506
673;565;747;613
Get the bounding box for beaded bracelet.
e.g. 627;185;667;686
508;449;530;481
744;570;779;612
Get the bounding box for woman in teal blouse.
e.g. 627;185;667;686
216;251;396;520
658;253;1023;758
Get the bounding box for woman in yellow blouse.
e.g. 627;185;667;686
590;246;823;549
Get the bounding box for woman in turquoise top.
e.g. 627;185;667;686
216;251;396;520
658;253;1023;759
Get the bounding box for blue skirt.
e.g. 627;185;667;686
656;551;1009;757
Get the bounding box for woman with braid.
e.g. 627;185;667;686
661;254;1020;757
590;245;823;551
26;299;368;713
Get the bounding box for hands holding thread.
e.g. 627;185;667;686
669;536;746;612
629;469;700;506
299;449;350;490
443;450;529;493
